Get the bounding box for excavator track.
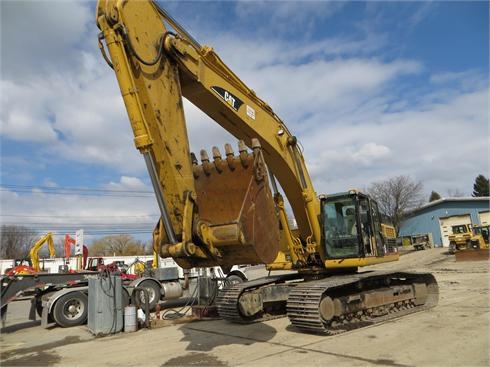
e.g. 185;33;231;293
216;273;301;323
287;271;438;335
217;271;438;335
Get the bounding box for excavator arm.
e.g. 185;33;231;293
96;0;322;270
29;232;56;272
64;234;88;270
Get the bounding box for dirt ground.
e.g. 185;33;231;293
1;248;489;367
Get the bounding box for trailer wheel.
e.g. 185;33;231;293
135;280;161;310
223;273;246;288
52;292;88;327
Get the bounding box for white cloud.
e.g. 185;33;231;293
352;143;391;165
0;2;422;176
209;33;388;70
234;0;345;36
43;178;58;188
106;176;148;191
0;0;488;239
1;61;145;174
1;0;93;80
429;70;487;93
301;87;488;196
0;179;159;241
1;80;59;142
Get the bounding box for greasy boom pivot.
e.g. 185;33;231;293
156;139;280;270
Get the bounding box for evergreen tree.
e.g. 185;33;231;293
472;174;490;197
429;191;441;202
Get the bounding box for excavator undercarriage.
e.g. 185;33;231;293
217;271;438;334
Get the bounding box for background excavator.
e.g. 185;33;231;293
96;0;438;334
29;232;56;272
5;232;56;275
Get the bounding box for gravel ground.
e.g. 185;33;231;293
1;248;489;367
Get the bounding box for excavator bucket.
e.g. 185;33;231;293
192;140;280;268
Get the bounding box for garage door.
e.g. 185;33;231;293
439;214;472;248
479;211;490;226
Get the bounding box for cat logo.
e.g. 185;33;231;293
211;86;244;111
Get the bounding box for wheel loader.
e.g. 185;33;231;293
95;0;438;334
448;224;472;254
470;224;489;249
448;224;489;254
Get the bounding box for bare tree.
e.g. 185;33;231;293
0;225;38;259
367;175;424;235
89;234;147;256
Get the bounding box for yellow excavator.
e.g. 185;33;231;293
96;0;438;334
30;232;56;272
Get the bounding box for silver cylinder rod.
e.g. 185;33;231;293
143;152;177;244
268;170;279;196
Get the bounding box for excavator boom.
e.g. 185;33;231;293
96;0;322;270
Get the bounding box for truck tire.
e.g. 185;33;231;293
52;292;88;327
122;287;130;308
449;242;456;254
134;280;161;310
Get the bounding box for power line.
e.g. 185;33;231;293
1;184;153;193
2;224;154;227
1;184;155;198
1;214;159;219
1;222;155;227
1;229;154;236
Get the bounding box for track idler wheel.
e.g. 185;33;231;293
319;296;336;321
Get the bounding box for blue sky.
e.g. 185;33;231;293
1;0;488;243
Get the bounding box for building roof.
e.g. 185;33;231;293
407;196;490;216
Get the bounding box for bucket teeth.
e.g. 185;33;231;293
212;146;222;160
224;143;234;156
224;143;235;170
191;152;198;165
200;149;213;175
200;149;210;162
251;138;261;151
238;140;249;168
191;152;199;178
212;146;224;173
192;140;260;177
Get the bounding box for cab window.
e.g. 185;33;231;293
322;197;359;258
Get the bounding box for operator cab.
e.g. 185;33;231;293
321;191;386;259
